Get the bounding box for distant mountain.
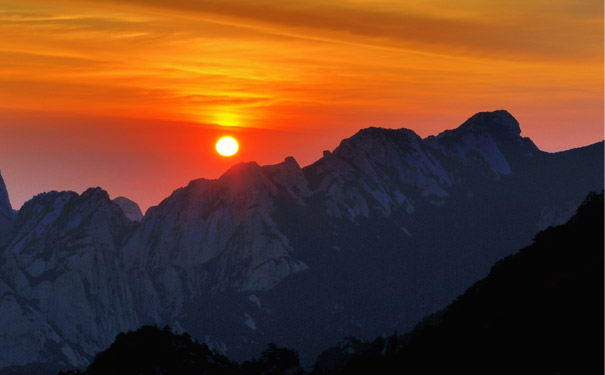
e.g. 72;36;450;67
313;191;604;375
112;197;143;222
0;110;602;371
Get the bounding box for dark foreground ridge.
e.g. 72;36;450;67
313;191;604;375
58;326;304;375
56;191;604;375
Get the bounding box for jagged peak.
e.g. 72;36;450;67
262;156;301;174
80;186;111;201
20;190;78;211
219;161;262;180
217;161;278;193
164;162;267;201
156;162;267;205
333;127;421;159
17;187;119;221
346;126;420;143
164;162;275;204
283;155;300;169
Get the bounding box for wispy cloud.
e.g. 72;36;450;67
0;0;602;137
74;0;604;60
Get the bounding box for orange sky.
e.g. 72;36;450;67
0;0;603;211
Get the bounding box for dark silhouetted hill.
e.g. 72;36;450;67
313;191;604;375
57;326;305;375
241;343;305;375
59;325;237;375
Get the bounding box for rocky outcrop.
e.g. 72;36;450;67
112;196;144;222
0;171;13;242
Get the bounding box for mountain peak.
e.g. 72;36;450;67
333;127;421;161
220;161;262;181
283;156;300;169
456;110;521;139
14;187;128;235
423;110;539;177
261;156;301;175
81;186;111;201
349;126;420;143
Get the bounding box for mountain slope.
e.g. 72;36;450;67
0;188;139;368
314;191;604;374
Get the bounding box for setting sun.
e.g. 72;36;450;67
216;136;239;157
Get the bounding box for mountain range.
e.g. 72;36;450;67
0;110;602;372
53;190;604;375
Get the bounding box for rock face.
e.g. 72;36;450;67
425;110;539;176
0;171;13;242
0;188;139;367
121;161;310;321
0;110;603;371
112;196;144;222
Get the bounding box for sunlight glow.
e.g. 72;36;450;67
216;136;239;156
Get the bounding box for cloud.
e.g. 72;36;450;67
74;0;604;60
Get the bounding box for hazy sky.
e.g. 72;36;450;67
0;0;603;211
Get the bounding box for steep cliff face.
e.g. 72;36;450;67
0;188;139;367
0;171;13;242
121;160;310;321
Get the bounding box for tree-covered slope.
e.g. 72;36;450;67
314;191;604;375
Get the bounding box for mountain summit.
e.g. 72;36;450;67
450;110;522;138
425;110;539;177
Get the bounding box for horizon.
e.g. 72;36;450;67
1;0;603;212
2;108;603;213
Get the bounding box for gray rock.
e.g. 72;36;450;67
112;196;144;222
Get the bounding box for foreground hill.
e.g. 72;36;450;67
0;110;602;371
313;191;604;374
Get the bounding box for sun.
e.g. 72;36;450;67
216;136;239;157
